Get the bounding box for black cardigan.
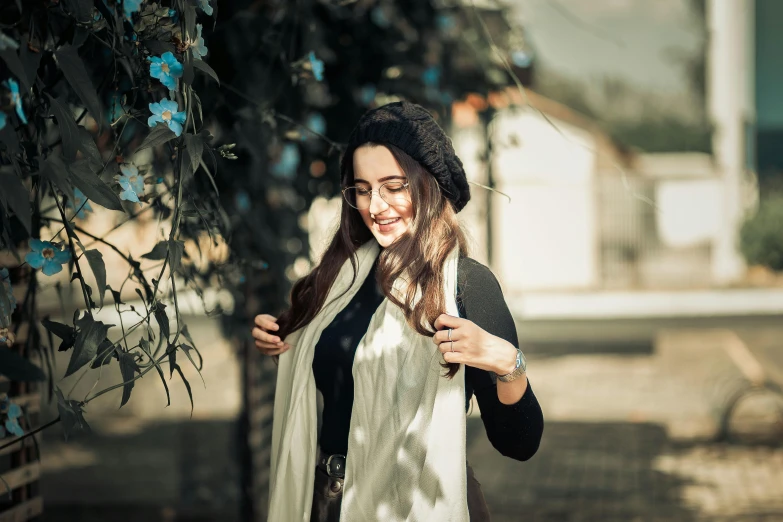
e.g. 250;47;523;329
311;256;544;461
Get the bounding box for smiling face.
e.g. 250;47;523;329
352;144;414;247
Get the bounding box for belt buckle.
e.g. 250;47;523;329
326;454;346;478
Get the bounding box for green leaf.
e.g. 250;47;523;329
107;284;124;306
90;339;116;369
83;249;107;309
168;343;177;378
137;124;176;151
0;49;30;90
46;94;80;163
42;154;75;201
63;0;93;23
54;387;90;441
180;344;205;386
41;317;74;340
173;363;194;416
118;351;140;407
182;45;194;86
168;239;185;273
78;128;103;169
153;302;169;341
0;347;46;381
184;134;204;174
192;58;220;85
64;312;114;377
0;170;31;234
41;316;77;352
54;45;103;125
139;338;170;406
143;39;177;55
0;121;20;156
141;241;168;261
183;5;197;41
19;45;42;90
67;160;124;211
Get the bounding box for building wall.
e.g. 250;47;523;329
489;107;598;292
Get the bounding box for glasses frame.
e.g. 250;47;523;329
342;180;410;210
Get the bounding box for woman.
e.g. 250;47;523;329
253;101;544;522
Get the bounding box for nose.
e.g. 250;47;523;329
368;188;389;215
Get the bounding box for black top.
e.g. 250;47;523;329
312;256;544;461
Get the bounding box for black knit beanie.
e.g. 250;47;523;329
341;101;471;213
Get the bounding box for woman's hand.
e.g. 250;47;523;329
252;314;292;356
432;313;518;375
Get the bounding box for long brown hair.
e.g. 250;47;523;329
276;143;468;377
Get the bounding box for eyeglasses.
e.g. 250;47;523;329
342;181;410;210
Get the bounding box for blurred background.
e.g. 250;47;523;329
4;0;783;521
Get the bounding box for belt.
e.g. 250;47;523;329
317;448;346;479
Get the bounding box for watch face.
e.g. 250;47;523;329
516;350;527;371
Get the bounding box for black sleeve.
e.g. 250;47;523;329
458;257;544;462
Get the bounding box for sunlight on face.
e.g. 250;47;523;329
352;145;413;248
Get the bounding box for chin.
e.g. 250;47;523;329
372;229;407;248
373;233;396;248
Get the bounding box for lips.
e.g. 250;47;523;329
376;217;400;232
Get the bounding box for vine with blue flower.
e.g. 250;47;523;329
0;0;234;445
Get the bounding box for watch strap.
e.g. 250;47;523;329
496;347;526;382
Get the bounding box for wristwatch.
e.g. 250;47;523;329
496;347;527;382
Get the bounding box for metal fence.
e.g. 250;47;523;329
596;175;714;290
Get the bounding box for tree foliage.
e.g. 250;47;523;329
0;0;520;442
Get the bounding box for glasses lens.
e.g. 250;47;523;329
380;182;408;204
343;187;370;209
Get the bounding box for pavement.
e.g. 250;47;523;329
33;315;783;521
466;315;783;522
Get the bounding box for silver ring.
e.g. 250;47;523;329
448;328;453;341
450;340;454;352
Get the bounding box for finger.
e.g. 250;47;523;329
254;314;279;331
251;326;283;345
432;328;462;345
442;351;464;364
437;340;460;354
255;341;291;356
434;313;463;331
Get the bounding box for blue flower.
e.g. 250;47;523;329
192;24;208;60
511;50;533;68
117;164;144;203
305;112;326;139
149;52;183;90
67;188;94;219
0;32;19;51
0;112;6;131
359;84;376;106
25;239;71;276
422;65;440;88
147;98;186;137
124;0;143;20
4;401;23;437
271;143;300;180
197;0;213;16
3;78;26;124
371;7;391;28
235;190;251;213
436;14;456;32
308;52;324;82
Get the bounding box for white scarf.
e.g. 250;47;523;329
269;239;468;522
